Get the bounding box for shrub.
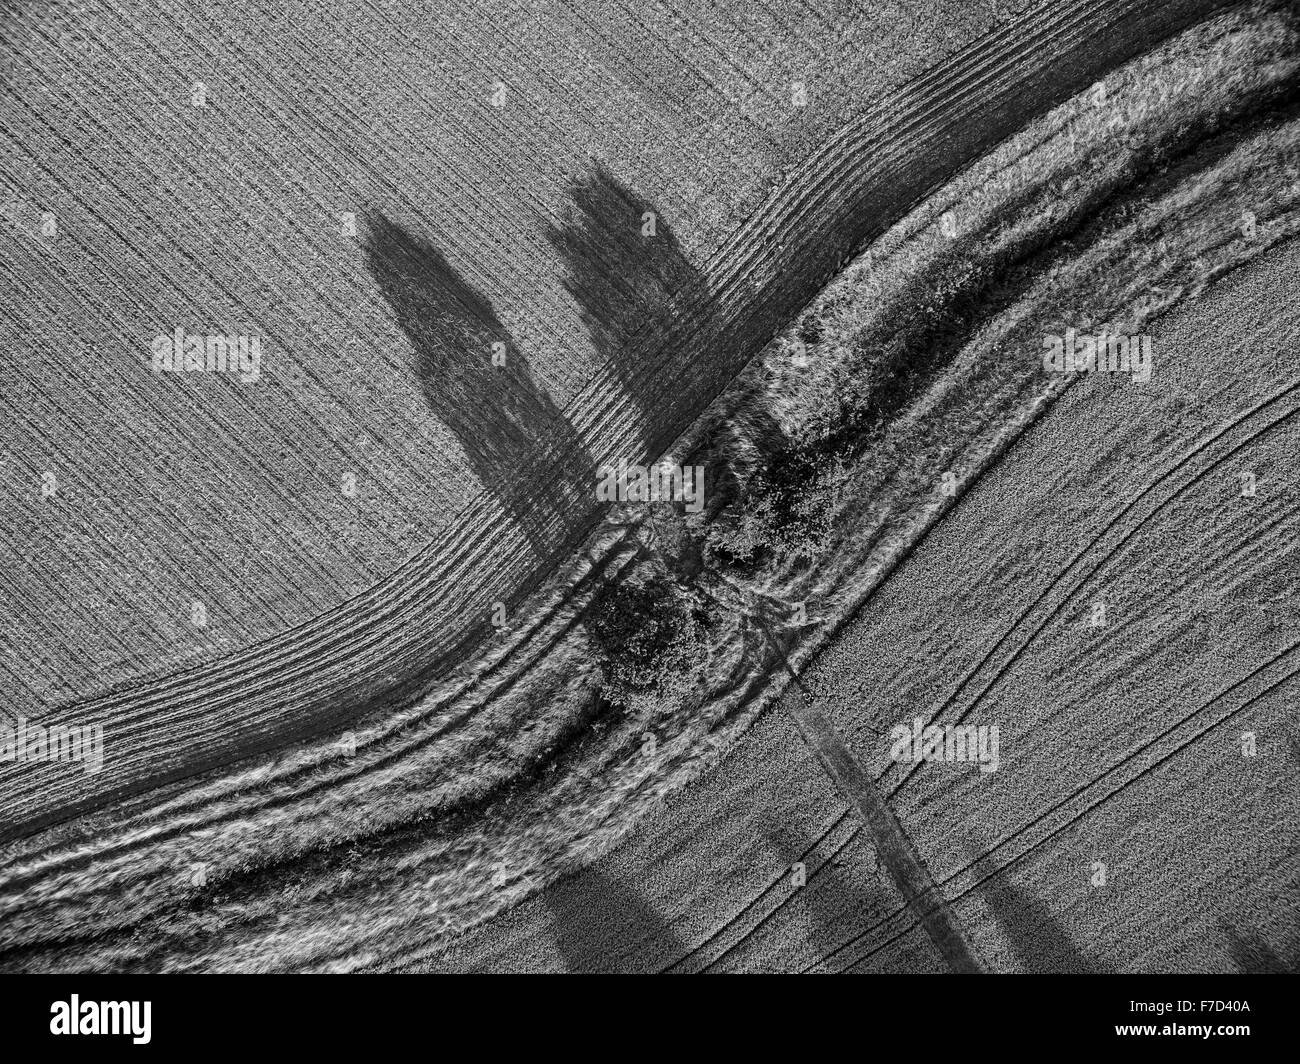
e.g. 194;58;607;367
585;572;705;708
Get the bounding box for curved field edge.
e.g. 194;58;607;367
1;1;1297;972
0;0;1236;839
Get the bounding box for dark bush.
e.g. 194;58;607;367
585;573;705;706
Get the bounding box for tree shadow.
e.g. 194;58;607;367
545;164;699;452
968;847;1114;973
546;868;685;973
1219;919;1300;974
364;210;594;558
545;164;785;514
764;824;933;973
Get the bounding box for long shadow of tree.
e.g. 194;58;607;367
765;824;932;973
546;869;685;973
1218;734;1300;972
545;164;700;452
1220;919;1300;973
364;211;593;558
968;847;1114;973
545;164;784;516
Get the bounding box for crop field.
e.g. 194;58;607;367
422;239;1299;974
0;0;1228;832
0;0;1028;806
0;0;1296;986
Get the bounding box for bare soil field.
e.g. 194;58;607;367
1;0;1295;973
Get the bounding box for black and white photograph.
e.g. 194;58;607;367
0;0;1296;1046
